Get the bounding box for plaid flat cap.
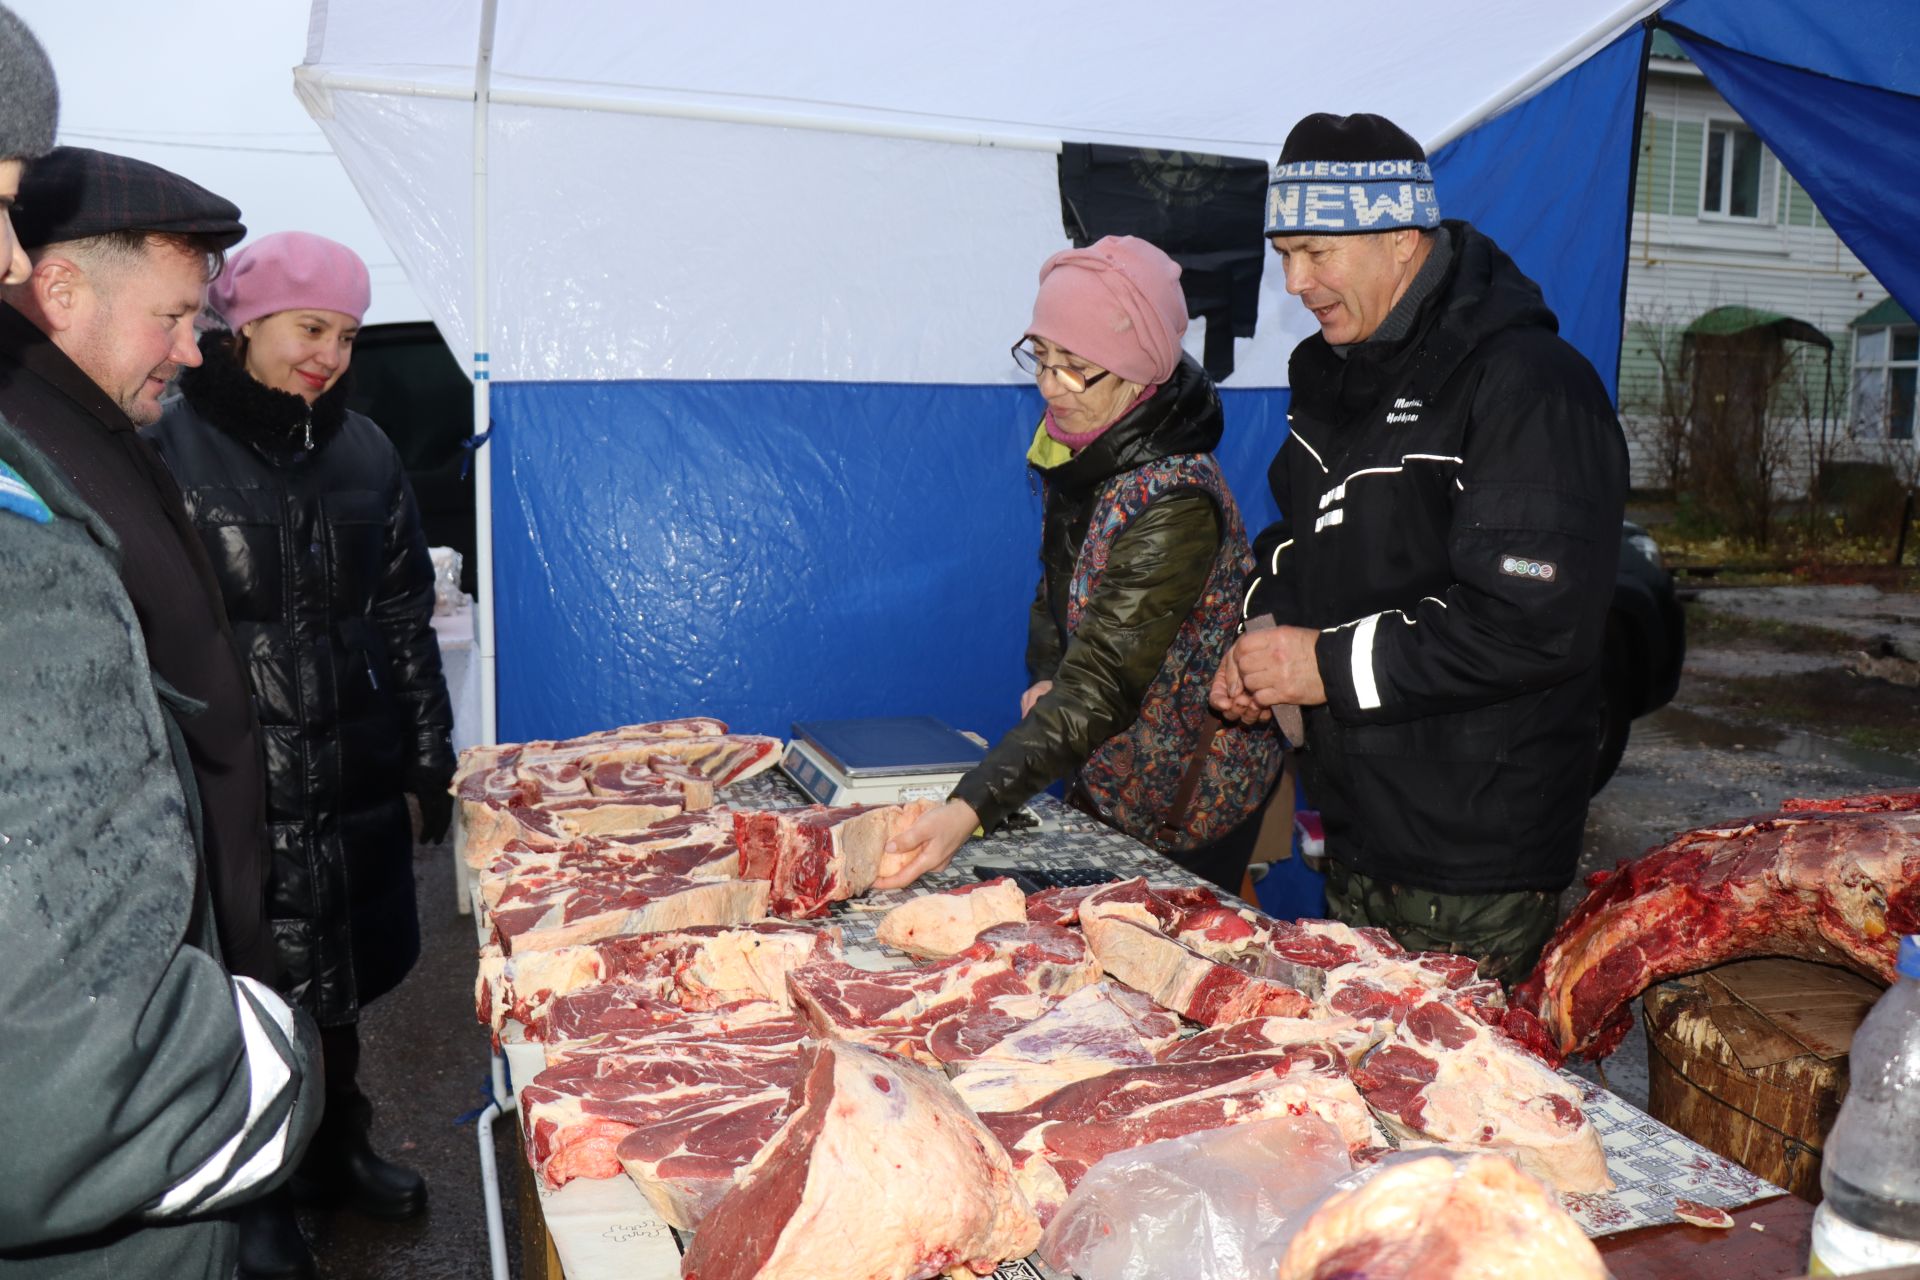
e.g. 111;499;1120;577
13;146;244;251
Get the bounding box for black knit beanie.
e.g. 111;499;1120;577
0;3;58;162
1264;112;1440;236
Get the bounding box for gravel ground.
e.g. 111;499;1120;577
302;584;1920;1275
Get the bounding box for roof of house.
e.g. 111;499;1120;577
1650;29;1691;63
1853;296;1915;329
1686;305;1834;349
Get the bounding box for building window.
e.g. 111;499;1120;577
1702;121;1771;221
1852;326;1918;440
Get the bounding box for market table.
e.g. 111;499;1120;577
480;782;1803;1280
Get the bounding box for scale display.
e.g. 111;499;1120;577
780;715;985;806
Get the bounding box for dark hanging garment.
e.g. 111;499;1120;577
1056;143;1269;381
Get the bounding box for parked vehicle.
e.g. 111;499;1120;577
1596;521;1686;792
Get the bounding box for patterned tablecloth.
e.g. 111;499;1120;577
519;778;1785;1278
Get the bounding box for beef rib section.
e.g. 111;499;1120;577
1516;799;1920;1059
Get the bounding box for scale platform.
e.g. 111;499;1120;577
779;715;985;807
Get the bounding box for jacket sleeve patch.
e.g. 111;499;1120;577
1498;554;1558;582
0;459;53;525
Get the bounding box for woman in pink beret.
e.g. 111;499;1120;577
878;235;1282;895
144;231;453;1279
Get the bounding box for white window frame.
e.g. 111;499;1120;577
1699;116;1777;224
1851;324;1919;440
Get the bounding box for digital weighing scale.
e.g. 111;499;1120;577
779;715;986;806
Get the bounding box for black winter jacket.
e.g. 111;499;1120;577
146;337;455;1025
0;305;277;984
952;354;1224;829
1246;222;1627;894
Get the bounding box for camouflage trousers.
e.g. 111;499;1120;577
1321;859;1559;985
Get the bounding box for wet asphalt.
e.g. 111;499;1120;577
298;586;1920;1275
296;837;525;1280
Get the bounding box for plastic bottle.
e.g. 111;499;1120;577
1809;933;1920;1276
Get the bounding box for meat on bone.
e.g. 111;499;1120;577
1276;1152;1606;1280
477;922;838;1041
977;1037;1384;1224
946;982;1183;1113
786;923;1100;1066
1515;797;1920;1059
1350;996;1611;1194
519;1003;807;1197
678;1040;1041;1280
733;801;933;919
875;876;1028;957
489;871;769;955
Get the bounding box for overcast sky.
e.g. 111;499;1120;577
12;0;426;322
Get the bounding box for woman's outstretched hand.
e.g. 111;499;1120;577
873;798;981;891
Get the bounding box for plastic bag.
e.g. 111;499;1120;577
1037;1115;1354;1280
428;545;465;616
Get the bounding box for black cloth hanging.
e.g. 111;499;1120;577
1056;143;1269;381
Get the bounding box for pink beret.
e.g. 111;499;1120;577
208;230;370;331
1027;235;1187;386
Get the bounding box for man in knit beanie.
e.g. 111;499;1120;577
1213;112;1628;981
0;1;57;285
0;6;320;1279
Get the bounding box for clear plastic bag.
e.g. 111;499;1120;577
428;545;465;616
1037;1115;1354;1280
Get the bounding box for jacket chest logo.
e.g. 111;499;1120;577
1384;397;1423;426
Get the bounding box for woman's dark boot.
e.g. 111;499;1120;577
236;1188;318;1280
293;1092;429;1221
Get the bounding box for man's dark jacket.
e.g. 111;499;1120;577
147;336;455;1026
1244;222;1627;894
0;304;276;981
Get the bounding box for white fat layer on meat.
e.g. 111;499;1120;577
876;878;1028;958
1372;1014;1611;1195
504;878;771;953
728;1044;1041;1280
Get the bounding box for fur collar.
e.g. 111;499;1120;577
178;332;352;454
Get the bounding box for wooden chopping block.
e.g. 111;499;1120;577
1643;959;1881;1201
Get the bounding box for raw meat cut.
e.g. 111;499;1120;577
519;1004;807;1197
1276;1152;1605;1280
475;812;741;911
734;801;932;919
679;1040;1041;1280
1515;800;1920;1059
1157;1013;1387;1070
978;1040;1384;1223
786;924;1100;1065
489;871;769;954
875;877;1027;957
478;922;837;1040
1350;997;1610;1194
1081;911;1313;1025
946;983;1182;1113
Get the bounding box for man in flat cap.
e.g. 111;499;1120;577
0;17;320;1280
0;145;282;998
1213;113;1627;981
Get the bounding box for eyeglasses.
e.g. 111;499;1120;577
1011;340;1110;394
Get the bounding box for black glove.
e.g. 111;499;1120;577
407;766;456;845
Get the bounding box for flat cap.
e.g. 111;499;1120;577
13;146;244;251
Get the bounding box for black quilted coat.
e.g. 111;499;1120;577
145;336;454;1026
